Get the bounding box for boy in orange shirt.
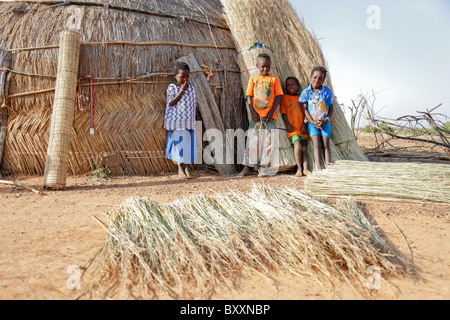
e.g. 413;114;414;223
280;77;309;177
238;53;284;177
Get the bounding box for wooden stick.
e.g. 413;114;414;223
0;179;42;195
377;209;414;273
8;41;236;53
0;48;12;167
177;54;236;177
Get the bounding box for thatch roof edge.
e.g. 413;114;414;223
0;0;230;29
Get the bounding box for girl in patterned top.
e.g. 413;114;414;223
164;62;198;179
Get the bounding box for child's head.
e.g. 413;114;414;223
256;53;271;76
285;77;300;95
310;67;327;89
174;62;190;85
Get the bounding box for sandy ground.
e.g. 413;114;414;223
1;134;449;300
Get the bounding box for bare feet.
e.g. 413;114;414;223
185;167;194;179
258;166;269;177
236;166;250;178
178;165;188;179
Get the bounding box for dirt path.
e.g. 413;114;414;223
1;170;449;300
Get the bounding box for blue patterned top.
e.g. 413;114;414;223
164;83;197;131
299;85;333;120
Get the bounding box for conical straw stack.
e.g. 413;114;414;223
43;31;81;189
222;0;367;170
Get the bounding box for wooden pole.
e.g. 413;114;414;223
177;54;236;177
0;49;12;168
43;31;81;189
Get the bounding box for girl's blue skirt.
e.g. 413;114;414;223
165;129;196;164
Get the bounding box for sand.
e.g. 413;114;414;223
0;134;449;300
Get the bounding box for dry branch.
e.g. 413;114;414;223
0;179;41;195
351;91;449;153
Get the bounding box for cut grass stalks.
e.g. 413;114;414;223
91;185;405;298
305;161;450;204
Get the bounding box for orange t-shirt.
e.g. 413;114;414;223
280;94;308;139
245;75;284;120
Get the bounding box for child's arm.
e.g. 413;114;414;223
282;114;294;132
265;95;282;123
247;96;260;122
168;81;189;107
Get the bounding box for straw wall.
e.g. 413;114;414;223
0;1;246;175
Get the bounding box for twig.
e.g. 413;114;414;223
80;202;120;207
0;179;41;195
377;209;414;273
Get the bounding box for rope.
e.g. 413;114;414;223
8;41;236;53
3;68;239;80
0;1;72;15
77;75;95;134
0;67;56;79
241;67;277;74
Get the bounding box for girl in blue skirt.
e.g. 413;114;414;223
164;62;197;179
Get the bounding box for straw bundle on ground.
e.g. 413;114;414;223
0;0;247;176
305;160;450;204
222;0;367;170
91;185;404;298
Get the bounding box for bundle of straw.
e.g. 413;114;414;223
305;160;450;204
92;185;403;298
222;0;367;169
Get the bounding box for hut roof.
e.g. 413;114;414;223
1;0;229;28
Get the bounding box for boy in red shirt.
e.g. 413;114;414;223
238;53;284;177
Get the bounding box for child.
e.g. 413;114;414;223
238;53;284;177
164;61;197;179
280;77;309;177
299;67;334;170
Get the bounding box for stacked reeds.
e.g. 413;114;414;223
222;0;367;169
305;160;450;204
43;31;81;189
92;185;403;298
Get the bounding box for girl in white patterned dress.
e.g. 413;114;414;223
164;62;198;179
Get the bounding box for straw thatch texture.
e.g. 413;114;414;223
43;31;81;188
222;0;367;169
305;160;450;204
90;185;404;298
0;0;246;175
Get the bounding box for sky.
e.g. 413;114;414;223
289;0;450;124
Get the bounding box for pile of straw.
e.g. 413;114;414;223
92;185;403;298
305;160;450;204
222;0;367;169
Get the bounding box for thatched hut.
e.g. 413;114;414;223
0;0;366;179
0;0;246;176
